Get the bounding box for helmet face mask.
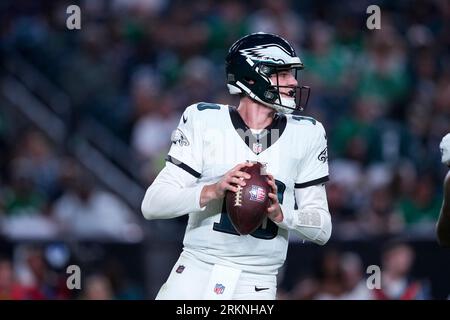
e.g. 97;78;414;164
226;33;310;114
267;65;310;114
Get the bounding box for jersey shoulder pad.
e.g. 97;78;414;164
288;115;326;141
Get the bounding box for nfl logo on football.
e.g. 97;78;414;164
249;185;266;202
214;283;225;295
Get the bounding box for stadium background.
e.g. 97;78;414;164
0;0;449;299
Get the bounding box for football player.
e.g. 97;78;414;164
437;133;450;247
141;33;332;299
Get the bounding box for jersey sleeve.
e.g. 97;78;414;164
277;184;332;245
167;104;203;178
295;122;329;188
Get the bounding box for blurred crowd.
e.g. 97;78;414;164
1;0;448;240
0;243;145;299
279;241;431;300
0;0;449;299
0;128;141;241
0;240;432;300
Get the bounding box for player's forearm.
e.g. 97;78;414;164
141;163;206;220
276;184;332;245
141;181;205;220
276;206;332;245
199;184;219;207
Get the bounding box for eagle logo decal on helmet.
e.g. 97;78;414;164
239;44;295;65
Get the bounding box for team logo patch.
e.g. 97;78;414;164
318;147;328;163
214;283;225;295
171;129;189;146
249;185;266;202
239;44;295;64
176;265;185;274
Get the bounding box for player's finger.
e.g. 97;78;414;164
267;179;275;187
230;176;246;186
225;184;239;193
233;171;251;180
233;162;253;172
268;192;278;203
267;180;277;193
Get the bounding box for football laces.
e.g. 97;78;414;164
234;185;243;207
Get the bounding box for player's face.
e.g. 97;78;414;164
269;69;298;98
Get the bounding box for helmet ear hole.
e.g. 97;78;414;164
264;91;275;101
244;77;255;85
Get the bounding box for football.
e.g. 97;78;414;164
225;162;271;235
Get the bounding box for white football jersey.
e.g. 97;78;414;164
167;103;329;275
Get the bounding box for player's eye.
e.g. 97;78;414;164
278;70;294;78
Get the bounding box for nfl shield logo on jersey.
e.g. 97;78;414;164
252;142;263;154
249;185;266;202
214;283;225;295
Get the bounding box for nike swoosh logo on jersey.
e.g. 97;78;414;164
254;286;269;292
183;114;188;123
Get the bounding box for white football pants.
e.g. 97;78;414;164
156;251;277;300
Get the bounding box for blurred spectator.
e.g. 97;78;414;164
396;174;442;228
248;0;303;44
358;186;404;237
373;242;430;300
14;245;70;299
103;258;145;300
0;255;27;300
82;274;115;300
356;25;409;107
288;275;320;300
315;249;345;299
3;170;45;217
331;97;383;164
52;162;141;241
303;21;352;92
1;152;59;240
206;0;249;53
10;131;61;200
339;252;372;300
130;67;178;166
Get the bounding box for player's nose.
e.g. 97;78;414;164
287;73;298;87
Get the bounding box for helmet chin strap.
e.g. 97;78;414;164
268;76;297;114
236;81;297;114
273;96;296;114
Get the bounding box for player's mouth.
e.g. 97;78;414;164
280;90;295;98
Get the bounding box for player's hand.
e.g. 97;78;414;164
200;162;253;206
266;174;283;223
214;162;253;197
